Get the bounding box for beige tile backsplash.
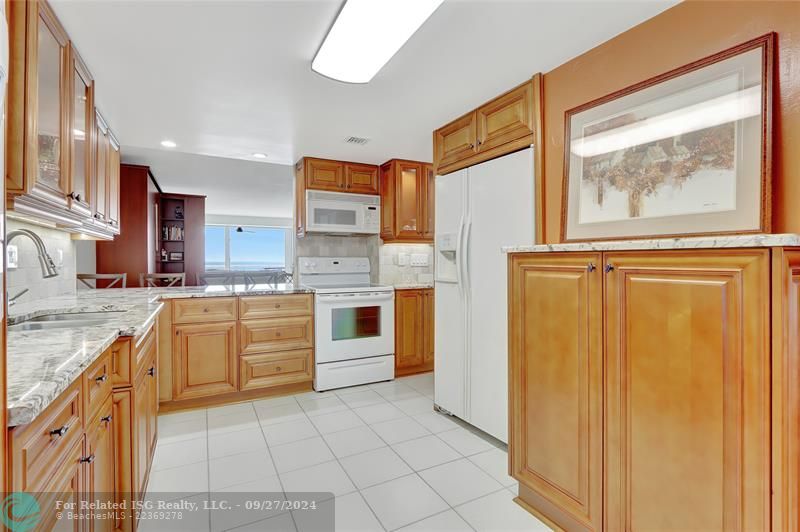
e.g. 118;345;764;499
7;220;77;305
379;243;434;286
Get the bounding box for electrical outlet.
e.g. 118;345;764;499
7;245;18;269
410;253;429;267
397;253;409;266
56;249;64;267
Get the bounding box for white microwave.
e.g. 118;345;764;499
305;190;381;234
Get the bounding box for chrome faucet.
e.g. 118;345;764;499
8;288;29;307
7;228;59;278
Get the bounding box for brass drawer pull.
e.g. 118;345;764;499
80;454;96;464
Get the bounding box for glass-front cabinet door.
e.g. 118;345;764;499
31;2;69;206
68;46;93;216
93;110;109;224
422;164;435;239
395;161;423;240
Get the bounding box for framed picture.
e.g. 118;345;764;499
168;251;184;262
561;33;773;242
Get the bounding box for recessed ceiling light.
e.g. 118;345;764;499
252;153;267;159
312;0;443;84
160;140;177;148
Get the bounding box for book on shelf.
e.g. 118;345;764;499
162;225;185;241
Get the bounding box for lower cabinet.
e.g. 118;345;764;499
240;350;313;391
395;288;434;376
85;397;116;532
38;440;84;532
173;321;238;400
509;249;772;531
112;388;135;532
134;342;159;496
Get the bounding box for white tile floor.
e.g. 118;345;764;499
145;373;549;531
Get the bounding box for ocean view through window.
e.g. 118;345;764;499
205;225;288;271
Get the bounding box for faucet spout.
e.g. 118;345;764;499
7;229;59;279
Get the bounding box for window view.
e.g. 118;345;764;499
204;225;288;271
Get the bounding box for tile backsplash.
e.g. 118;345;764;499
295;234;381;283
379;243;434;286
7;220;77;305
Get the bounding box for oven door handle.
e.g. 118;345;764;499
316;292;394;303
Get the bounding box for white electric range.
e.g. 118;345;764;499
298;257;395;391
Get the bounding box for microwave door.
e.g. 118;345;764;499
308;201;362;233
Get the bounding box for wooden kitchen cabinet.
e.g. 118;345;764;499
133;342;158;496
299;157;379;194
380;159;434;243
508;252;603;531
93;110;110;224
112;388;135;530
173;321;238;400
84;397;116;532
107;133;121;232
509;249;773;531
37;440;84;532
240;350;313;391
395;288;434;376
68;44;94;218
345;162;380;194
434;77;537;175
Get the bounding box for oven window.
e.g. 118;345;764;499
314;208;356;226
332;306;381;341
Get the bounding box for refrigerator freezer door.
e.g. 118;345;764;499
434;169;467;417
466;148;535;443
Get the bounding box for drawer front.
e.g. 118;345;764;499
135;323;156;369
240;350;313;391
173;297;238;324
109;337;133;388
84;349;114;422
239;294;313;320
9;379;83;492
240;316;313;355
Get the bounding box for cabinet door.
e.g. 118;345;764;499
508;252;602;531
30;1;70;206
305;158;344;191
112;389;135;531
476;82;533;152
421;164;435;240
85;400;115;532
93;110;109;223
68;45;93;216
433;112;477;173
38;440;83;532
107;134;121;230
345;163;379;194
173;321;238;400
604;251;770;532
395;162;424;240
379;163;395;239
422;289;434;366
395;290;423;370
133;374;150;497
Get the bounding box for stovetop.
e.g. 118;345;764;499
303;282;394;294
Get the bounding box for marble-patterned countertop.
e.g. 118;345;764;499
7;283;311;427
502;233;800;253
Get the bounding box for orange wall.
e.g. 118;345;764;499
541;1;800;243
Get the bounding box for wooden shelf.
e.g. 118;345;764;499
161;239;184;243
161;218;185;222
160;260;184;263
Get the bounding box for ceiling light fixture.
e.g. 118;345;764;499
160;140;177;148
252;153;267;159
312;0;443;84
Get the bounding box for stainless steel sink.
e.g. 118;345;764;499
8;310;126;332
9;319;111;331
27;311;124;322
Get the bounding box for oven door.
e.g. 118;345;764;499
315;291;395;363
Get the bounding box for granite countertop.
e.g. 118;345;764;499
393;284;434;290
502;233;800;253
7;283;311;427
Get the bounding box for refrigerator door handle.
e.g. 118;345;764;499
455;214;466;298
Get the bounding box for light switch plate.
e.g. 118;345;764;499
7;244;18;269
397;253;409;266
410;253;429;267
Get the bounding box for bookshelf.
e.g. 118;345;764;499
157;193;205;284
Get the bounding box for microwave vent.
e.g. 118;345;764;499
344;136;370;145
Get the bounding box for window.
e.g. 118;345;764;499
204;225;290;271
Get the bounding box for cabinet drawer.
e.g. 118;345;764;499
135;323;156;370
173;297;238;324
109;337;133;388
239;294;312;320
84;349;113;422
240;350;313;391
9;379;83;492
240;316;313;355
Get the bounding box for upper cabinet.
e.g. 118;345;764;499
6;0;121;239
93;110;109;225
434;78;537;175
299;157;379;194
380;159;434;243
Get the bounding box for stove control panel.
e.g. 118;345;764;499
298;257;371;274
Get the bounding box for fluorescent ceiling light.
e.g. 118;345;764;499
252;153;267;159
572;85;762;158
161;140;177;148
312;0;443;83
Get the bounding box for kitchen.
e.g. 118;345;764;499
0;1;798;532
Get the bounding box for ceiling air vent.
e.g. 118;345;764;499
344;136;370;145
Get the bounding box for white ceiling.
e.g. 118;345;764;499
50;0;678;168
122;146;294;219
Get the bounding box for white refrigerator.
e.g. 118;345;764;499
434;147;535;443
